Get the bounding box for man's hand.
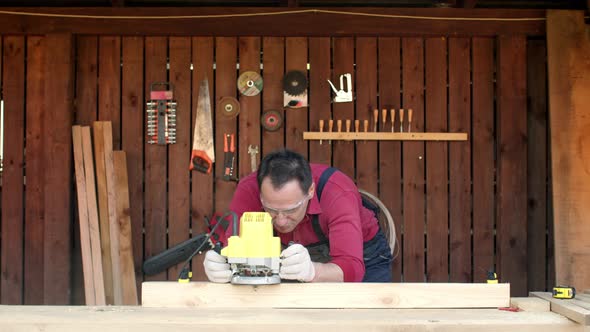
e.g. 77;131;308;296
280;244;315;282
203;250;232;283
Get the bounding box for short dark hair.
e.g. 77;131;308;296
257;149;312;193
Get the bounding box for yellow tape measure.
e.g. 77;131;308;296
552;286;576;299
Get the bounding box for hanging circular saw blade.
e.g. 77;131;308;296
282;70;308;96
261;110;283;132
237;71;263;96
218;96;240;118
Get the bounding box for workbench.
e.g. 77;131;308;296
0;282;586;332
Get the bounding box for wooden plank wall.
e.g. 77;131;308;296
0;33;553;303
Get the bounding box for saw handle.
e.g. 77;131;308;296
190;150;213;174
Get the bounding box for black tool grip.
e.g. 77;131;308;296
142;234;210;276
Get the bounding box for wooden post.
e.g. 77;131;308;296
547;10;590;291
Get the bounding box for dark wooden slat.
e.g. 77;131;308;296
448;37;472;283
331;37;354;177
527;39;548;292
143;36;168;281
237;37;261;178
285;37;308;156
191;37;214;281
261;37;285;155
401;37;425;282
0;8;546;36
75;36;98;126
214;37;238;212
308;37;331;165
1;36;25;304
355;37;378;194
43;33;74;304
167;37;191;280
121;36;145;293
98;36;121;149
497;35;527;296
425;36;449;282
472;37;495;283
24;36;45;305
378;37;402;282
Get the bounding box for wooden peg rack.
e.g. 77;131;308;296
303;132;468;141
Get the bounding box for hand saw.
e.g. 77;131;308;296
190;77;215;173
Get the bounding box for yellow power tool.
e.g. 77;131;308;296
221;212;281;285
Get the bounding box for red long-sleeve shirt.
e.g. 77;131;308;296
227;164;379;282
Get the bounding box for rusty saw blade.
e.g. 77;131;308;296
190;77;215;173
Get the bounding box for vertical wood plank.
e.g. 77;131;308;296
401;37;425;282
112;151;138;305
81;127;105;305
472;37;495;283
121;36;144;292
24;36;45;304
425;37;449;282
285;37;308;156
92;121;114;303
308;37;331;165
144;36;168;281
449;37;472;283
214;37;238;212
1;35;25;304
43;33;74;304
527;39;548;291
98;36;122;149
191;37;214;280
497;35;527;296
261;37;285;155
75;36;98;125
238;37;261;178
167;37;191;280
72;126;96;305
355;37;378;194
378;37;402;281
332;38;355;177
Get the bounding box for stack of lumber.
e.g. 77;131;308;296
72;122;138;305
532;290;590;326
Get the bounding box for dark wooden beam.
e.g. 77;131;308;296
0;7;545;36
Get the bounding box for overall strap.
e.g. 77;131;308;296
311;167;338;243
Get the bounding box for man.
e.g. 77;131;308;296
204;149;392;282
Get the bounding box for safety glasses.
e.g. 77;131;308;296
260;194;311;217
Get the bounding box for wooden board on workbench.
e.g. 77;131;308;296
142;282;510;309
531;292;590;325
0;305;580;332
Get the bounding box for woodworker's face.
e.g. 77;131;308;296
259;178;314;234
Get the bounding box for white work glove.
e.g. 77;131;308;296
280;244;316;282
203;250;232;283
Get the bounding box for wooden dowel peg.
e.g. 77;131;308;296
363;120;369;133
399;109;404;133
328;119;334;145
319;119;324;145
337;119;342;133
390;108;395;133
408;109;413;133
355;120;360;133
382;109;387;131
373;109;379;132
345;119;351;133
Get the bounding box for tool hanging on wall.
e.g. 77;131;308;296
218;96;240;119
223;133;237;181
237;71;263;96
261;110;283;132
146;82;177;145
327;73;353;103
248;145;259;173
190;78;215;173
283;70;308;108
